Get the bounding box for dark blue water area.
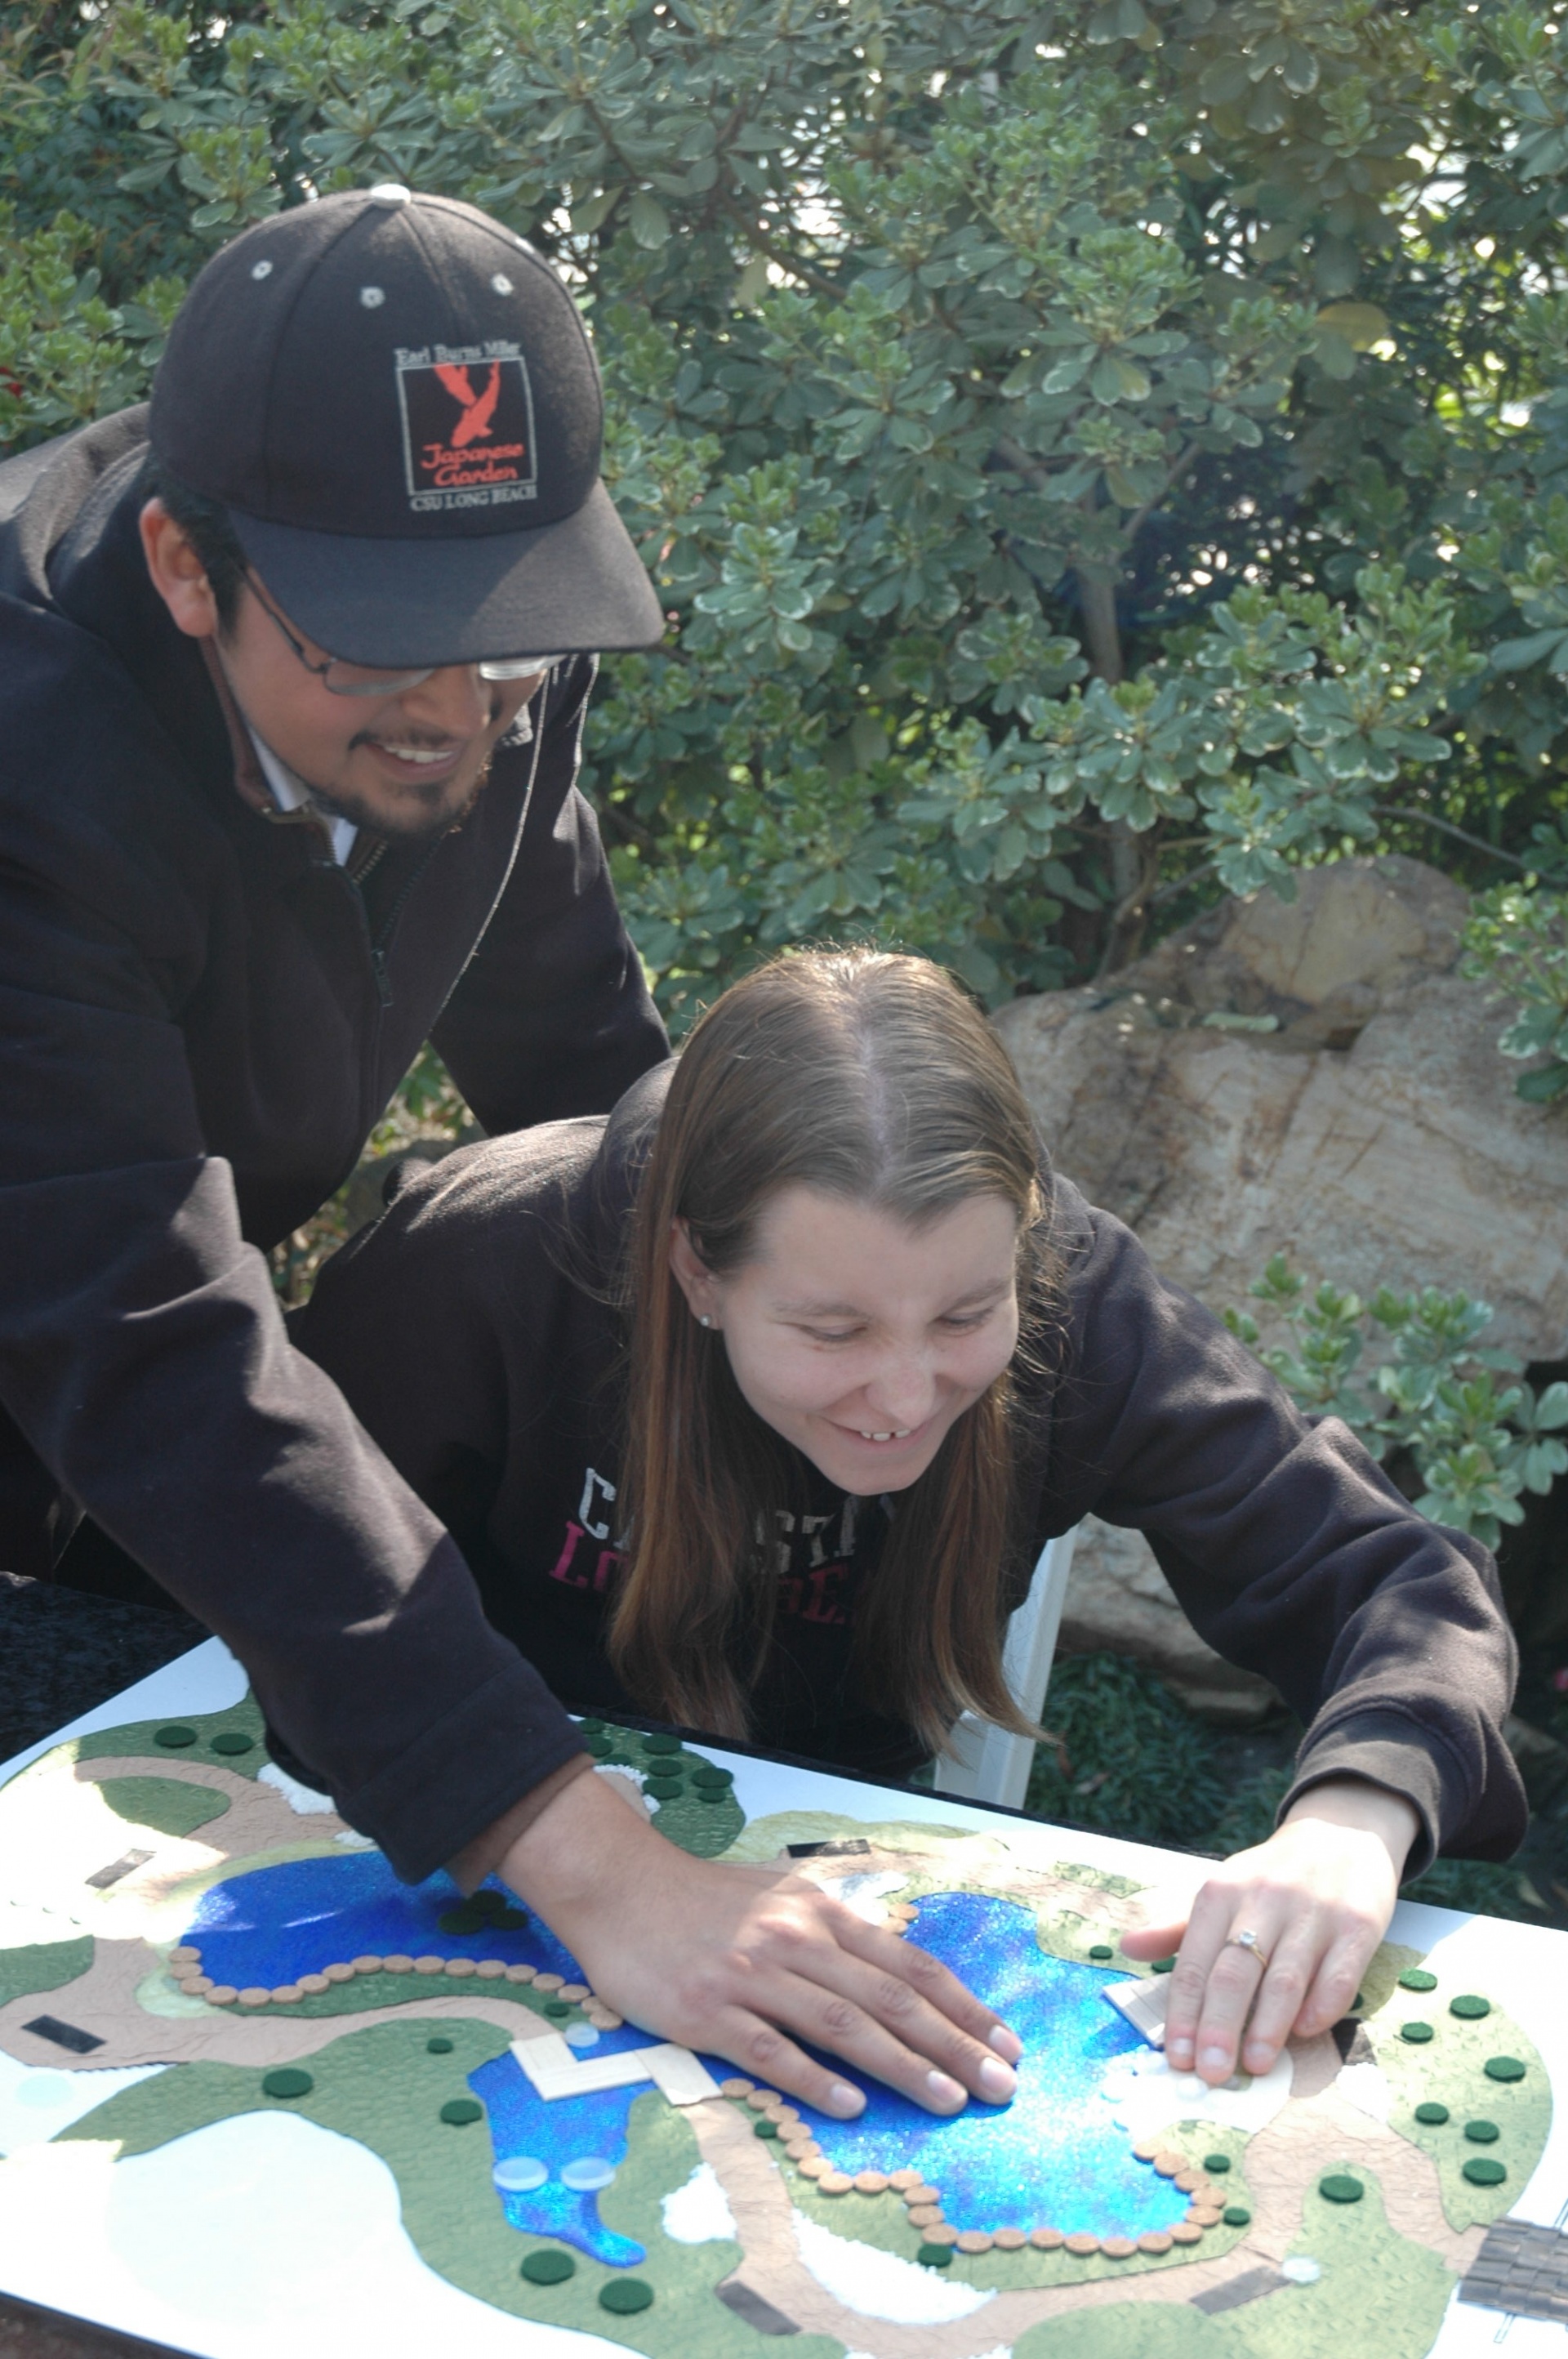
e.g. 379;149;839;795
470;2049;647;2268
185;1860;1182;2254
183;1850;654;2265
182;1851;585;1988
791;1890;1188;2240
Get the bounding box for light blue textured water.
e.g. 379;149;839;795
788;1889;1188;2238
184;1864;1181;2255
470;2047;648;2266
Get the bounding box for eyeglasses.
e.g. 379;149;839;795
243;573;564;698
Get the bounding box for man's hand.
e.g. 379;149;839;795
500;1767;1022;2118
1120;1777;1419;2084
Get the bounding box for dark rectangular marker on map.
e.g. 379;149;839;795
785;1839;871;1858
22;2014;105;2054
86;1849;155;1890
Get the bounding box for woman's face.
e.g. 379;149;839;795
669;1185;1022;1493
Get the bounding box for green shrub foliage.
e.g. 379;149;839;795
5;0;1568;1018
1228;1255;1568;1547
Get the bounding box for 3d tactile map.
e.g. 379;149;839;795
0;1664;1554;2359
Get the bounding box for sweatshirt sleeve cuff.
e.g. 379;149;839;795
447;1753;595;1895
1280;1713;1447;1881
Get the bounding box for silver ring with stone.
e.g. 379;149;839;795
1225;1928;1271;1972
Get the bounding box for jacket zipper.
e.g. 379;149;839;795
365;837;443;1009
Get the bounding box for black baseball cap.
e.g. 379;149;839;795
148;187;665;667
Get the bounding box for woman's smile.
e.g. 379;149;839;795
671;1185;1022;1493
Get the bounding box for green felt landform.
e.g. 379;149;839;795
58;2020;840;2359
97;1777;231;1839
577;1723;746;1858
1368;1973;1549;2232
0;1936;96;2011
1010;2165;1455;2359
73;1693;270;1781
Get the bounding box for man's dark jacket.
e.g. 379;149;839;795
0;408;666;1875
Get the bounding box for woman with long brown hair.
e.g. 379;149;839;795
296;948;1521;2119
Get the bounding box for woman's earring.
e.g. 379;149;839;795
698;1313;714;1329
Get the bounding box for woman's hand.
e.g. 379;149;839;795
1119;1778;1419;2085
499;1768;1022;2120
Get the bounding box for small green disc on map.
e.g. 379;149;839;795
692;1764;733;1789
918;2244;954;2268
1398;1969;1438;1993
1319;2176;1363;2205
646;1776;683;1798
154;1725;198;1749
1450;1995;1491;2020
521;2250;575;2285
1151;1957;1176;1973
544;2000;572;2019
1400;2021;1434;2044
697;1784;731;1803
1414;2102;1450;2125
1203;2154;1232;2174
440;2098;483;2125
599;2279;654;2314
1088;1943;1115;1961
439;1905;487;1937
577;1719;604;1734
210;1731;254;1755
754;2117;779;2138
1485;2056;1526;2083
1464;2120;1500;2143
426;2036;454;2054
1223;2205;1252;2227
261;2068;313;2100
581;1734;613;1759
641;1733;681;1755
1463;2157;1507;2187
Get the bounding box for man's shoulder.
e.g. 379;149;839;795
0;408;150;607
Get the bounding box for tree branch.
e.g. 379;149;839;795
1380;808;1535;871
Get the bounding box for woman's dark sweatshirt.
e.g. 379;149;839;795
295;1064;1526;1880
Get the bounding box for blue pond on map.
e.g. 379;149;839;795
185;1865;1182;2260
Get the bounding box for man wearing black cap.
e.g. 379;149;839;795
0;185;1037;2117
0;188;669;1880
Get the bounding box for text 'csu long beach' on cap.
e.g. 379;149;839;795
148;185;665;668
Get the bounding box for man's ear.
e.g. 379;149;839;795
667;1218;719;1323
139;498;221;640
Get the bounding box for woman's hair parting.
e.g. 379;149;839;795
611;945;1054;1757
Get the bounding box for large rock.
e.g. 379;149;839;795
1055;1518;1283;1724
997;854;1567;1718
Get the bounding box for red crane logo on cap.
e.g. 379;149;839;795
394;345;538;515
434;361;502;447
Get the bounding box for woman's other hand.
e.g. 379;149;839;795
499;1767;1022;2119
1119;1777;1419;2084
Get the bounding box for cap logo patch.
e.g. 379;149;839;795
394;341;537;514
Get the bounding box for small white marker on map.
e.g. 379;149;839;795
1102;1973;1171;2048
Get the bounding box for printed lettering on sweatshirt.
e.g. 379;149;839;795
546;1471;860;1618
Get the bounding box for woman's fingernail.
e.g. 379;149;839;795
827;2081;866;2116
1200;2045;1230;2073
1167;2038;1192;2065
925;2070;967;2109
989;2025;1023;2063
978;2055;1017;2101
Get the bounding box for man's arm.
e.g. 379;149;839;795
431;657;667;1134
0;680;583;1880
